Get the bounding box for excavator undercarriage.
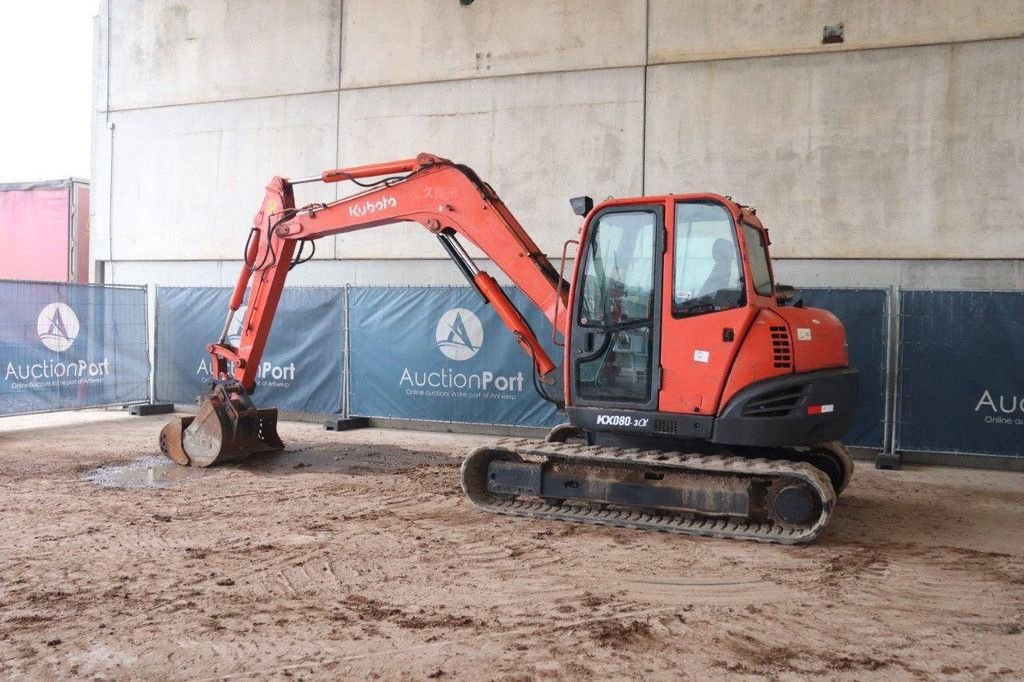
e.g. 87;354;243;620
462;438;849;544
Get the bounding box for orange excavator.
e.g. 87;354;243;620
159;153;857;544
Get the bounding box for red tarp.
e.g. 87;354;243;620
0;186;72;282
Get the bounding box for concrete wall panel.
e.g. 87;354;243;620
774;259;1024;291
334;67;644;259
108;92;338;261
650;0;1024;64
340;0;645;89
645;39;1024;259
108;0;340;110
93;9;108;114
90;114;112;266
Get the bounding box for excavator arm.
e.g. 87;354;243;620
161;153;569;467
212;153;566;392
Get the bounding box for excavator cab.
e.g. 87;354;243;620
561;195;857;457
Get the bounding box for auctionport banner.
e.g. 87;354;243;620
348;287;561;428
154;287;344;414
896;290;1024;458
799;288;889;449
0;281;149;415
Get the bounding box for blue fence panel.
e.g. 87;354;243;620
348;287;561;428
799;288;889;449
896;290;1024;457
347;286;888;437
0;280;149;415
154;287;344;414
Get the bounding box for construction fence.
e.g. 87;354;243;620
0;280;149;415
3;279;1020;461
894;291;1023;458
153;286;345;414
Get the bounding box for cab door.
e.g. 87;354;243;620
569;204;664;411
658;199;757;416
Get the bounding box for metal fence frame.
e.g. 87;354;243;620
889;288;1024;461
152;285;347;415
10;281;1019;465
344;284;563;429
0;278;150;417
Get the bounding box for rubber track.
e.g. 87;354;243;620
461;438;837;545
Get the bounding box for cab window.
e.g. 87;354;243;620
673;202;744;316
578;211;656;327
742;223;774;296
575;209;657;403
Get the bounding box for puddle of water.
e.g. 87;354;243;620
84;455;209;489
82;445;454;488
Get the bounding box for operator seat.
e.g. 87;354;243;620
699;238;735;297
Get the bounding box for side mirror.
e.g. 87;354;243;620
570;196;593;217
776;284;796;305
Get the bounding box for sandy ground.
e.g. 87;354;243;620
0;410;1021;680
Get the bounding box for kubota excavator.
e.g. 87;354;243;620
159;153;857;544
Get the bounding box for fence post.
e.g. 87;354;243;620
324;283;368;432
875;285;902;470
149;283;155;404
343;284;350;419
128;283;174;416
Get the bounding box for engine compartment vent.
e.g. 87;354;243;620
742;385;806;418
770;325;792;369
653;418;678;435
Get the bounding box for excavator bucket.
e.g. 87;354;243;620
158;382;284;467
158;415;195;465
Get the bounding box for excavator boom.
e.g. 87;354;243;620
216;153;565;392
162;153;568;467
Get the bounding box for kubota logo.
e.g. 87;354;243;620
37;303;80;352
435;308;483;361
348;195;397;218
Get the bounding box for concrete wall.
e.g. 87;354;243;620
92;0;1024;291
108;0;341;109
646;38;1024;259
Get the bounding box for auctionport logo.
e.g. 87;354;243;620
37;303;80;352
5;302;111;388
195;304;296;385
435;308;483;361
399;306;524;397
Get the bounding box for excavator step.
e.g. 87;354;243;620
461;439;837;545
